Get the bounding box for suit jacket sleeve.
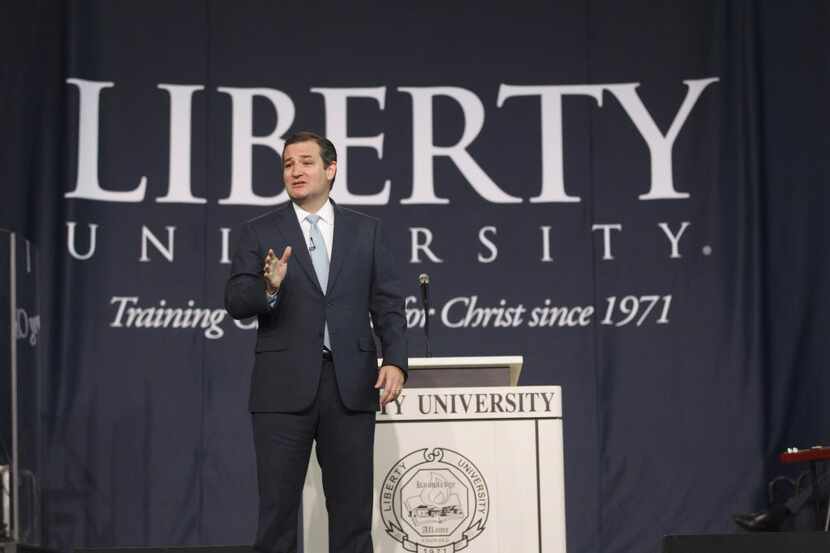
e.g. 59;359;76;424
369;220;409;378
225;222;271;320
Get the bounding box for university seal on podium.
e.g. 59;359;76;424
379;447;490;552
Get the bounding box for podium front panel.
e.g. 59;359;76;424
303;385;566;553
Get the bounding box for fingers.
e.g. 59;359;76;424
376;369;392;406
378;366;404;408
264;248;275;271
381;381;400;407
380;386;393;408
266;249;276;265
263;247;290;272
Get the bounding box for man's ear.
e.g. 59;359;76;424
326;160;337;185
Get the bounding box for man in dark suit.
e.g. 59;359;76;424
225;131;407;553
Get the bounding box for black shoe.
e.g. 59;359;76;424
733;504;790;532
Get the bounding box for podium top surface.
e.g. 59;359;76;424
406;355;524;386
407;355;522;367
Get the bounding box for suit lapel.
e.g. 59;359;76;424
327;202;357;295
273;204;324;294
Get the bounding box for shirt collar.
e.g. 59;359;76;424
292;199;334;226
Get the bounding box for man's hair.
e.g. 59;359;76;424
283;131;337;187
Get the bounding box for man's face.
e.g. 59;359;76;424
282;140;335;206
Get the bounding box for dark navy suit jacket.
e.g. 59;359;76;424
224;201;408;413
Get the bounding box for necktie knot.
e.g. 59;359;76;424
306;214;320;226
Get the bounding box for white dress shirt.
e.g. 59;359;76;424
292;199;334;262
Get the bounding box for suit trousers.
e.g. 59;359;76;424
252;357;376;553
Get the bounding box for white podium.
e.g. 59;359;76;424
302;357;567;553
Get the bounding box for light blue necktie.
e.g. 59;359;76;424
306;214;331;350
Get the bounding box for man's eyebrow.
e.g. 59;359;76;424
283;154;314;162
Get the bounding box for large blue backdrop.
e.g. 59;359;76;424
1;2;829;553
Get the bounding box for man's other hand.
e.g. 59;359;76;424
375;365;405;409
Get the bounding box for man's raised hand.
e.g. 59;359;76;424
263;246;292;293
